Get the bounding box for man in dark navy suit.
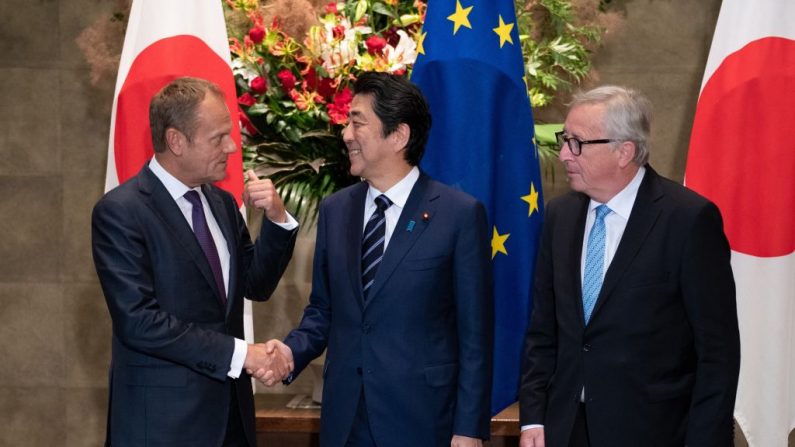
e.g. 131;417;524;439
92;77;296;446
260;72;494;447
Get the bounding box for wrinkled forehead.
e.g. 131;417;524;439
565;103;607;135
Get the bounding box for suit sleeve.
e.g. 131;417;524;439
91;196;233;381
237;195;298;301
519;199;558;426
681;201;741;446
452;200;494;439
283;200;333;378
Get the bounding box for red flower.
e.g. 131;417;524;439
333;87;353;107
302;68;336;100
365;35;387;55
327;87;353;125
392;68;406;76
277;69;297;92
332;25;346;40
303;67;318;89
248;26;265;44
325;2;338;14
317;77;336;100
239;109;258;135
381;27;400;47
250;76;268;94
238;92;256;107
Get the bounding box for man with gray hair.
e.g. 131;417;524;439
519;85;740;446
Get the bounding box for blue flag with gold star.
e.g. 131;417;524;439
412;0;544;415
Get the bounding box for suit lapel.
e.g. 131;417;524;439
346;183;369;308
365;174;436;307
202;184;237;316
138;167;221;305
564;195;590;327
590;167;664;323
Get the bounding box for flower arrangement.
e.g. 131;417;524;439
225;0;425;222
76;0;620;218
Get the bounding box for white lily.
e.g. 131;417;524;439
383;30;417;72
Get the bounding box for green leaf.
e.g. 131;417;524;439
247;104;268;116
371;2;395;18
534;123;563;146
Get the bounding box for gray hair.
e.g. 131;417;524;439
149;77;225;153
570;85;652;166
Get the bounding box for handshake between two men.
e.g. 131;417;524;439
244;340;294;387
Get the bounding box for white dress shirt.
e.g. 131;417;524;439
362;166;420;248
579;166;646;283
521;166;646;432
149;157;298;378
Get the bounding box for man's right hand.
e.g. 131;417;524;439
243;342;293;386
245;340;294;386
520;427;545;447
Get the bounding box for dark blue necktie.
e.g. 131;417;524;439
361;194;392;299
184;190;227;306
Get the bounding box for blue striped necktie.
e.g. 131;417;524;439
582;204;611;324
361;194;392;299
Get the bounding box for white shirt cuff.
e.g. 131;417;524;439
227;338;248;378
521;424;544;432
271;211;298;230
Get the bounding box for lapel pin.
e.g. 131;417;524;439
406;220;416;232
422;212;430;222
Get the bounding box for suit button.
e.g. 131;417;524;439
362;323;372;334
356;367;362;375
582;344;591;352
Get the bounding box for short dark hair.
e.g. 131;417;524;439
352;72;431;166
149;77;225;153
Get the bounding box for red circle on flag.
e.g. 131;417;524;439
686;37;795;257
114;35;243;205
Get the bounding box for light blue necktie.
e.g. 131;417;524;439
582;204;611;324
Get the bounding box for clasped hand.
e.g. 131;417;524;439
244;339;294;387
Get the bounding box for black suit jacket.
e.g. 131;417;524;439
92;165;296;446
284;173;494;447
520;167;740;446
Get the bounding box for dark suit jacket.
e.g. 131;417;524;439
520;167;740;447
92;165;296;447
283;173;493;447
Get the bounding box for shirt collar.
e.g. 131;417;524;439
367;166;420;209
589;166;646;220
149;157;197;200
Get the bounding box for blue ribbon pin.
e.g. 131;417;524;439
406;220;416;232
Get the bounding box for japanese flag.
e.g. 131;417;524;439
685;0;795;445
106;0;254;346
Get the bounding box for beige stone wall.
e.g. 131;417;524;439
1;0;791;445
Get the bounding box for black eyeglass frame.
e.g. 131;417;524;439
555;131;621;156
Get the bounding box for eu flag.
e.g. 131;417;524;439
411;0;544;414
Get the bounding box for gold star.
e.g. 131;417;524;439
491;226;510;259
447;0;473;35
416;30;427;55
521;182;540;217
493;15;514;48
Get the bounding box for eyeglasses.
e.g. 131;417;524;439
555;131;621;156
